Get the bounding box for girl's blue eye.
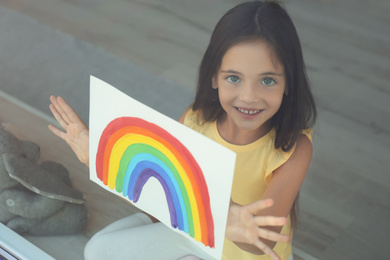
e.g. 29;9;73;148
262;78;276;86
226;75;240;84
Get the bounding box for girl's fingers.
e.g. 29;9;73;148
253;240;280;260
49;103;68;130
254;215;288;227
48;124;67;141
256;226;290;243
50;96;72;125
57;96;82;124
247;199;274;214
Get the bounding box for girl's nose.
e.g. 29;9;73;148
239;82;258;103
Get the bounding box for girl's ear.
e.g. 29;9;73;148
284;86;289;96
212;76;218;89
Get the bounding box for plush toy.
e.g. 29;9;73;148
0;125;88;235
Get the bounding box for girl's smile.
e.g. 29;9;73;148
236;107;263;115
213;40;286;145
235;107;264;120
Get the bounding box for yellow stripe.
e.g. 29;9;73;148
108;133;201;241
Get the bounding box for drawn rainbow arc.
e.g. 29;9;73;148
95;117;214;247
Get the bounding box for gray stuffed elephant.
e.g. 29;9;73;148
0;125;88;235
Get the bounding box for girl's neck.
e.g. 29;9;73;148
216;114;271;145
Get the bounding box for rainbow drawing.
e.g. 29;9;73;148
95;117;215;247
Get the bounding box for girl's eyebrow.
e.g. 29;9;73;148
220;69;284;77
220;69;244;75
260;72;284;77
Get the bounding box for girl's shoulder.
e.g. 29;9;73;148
275;129;313;172
301;128;313;143
264;128;313;184
270;128;313;154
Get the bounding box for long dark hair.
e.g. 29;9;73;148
193;0;316;150
192;0;317;226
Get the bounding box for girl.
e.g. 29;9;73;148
49;1;316;260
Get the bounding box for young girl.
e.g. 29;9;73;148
49;1;316;260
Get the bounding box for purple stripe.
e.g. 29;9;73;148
132;168;177;228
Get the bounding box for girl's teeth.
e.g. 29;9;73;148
238;108;260;114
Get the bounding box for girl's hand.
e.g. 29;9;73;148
48;96;90;167
225;199;290;260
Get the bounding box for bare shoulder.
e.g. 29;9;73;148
277;134;313;178
177;104;193;124
291;134;313;162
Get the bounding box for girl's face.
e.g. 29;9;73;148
212;40;286;144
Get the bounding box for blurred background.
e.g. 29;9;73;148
0;0;389;259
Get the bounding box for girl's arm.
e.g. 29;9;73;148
48;96;90;167
231;134;313;256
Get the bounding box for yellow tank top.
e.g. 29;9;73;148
184;109;312;260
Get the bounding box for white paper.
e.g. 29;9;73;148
89;76;236;259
